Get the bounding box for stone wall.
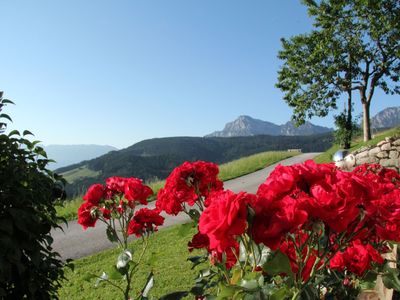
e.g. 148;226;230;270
337;136;400;172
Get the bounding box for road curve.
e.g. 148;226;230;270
51;152;320;260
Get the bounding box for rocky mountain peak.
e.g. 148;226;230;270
206;116;332;137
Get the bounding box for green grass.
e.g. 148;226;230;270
58;223;199;300
218;150;299;181
314;127;400;163
56;150;299;221
61;165;100;183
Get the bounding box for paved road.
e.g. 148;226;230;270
51;153;320;260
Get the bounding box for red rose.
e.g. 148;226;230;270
306;172;364;232
329;240;383;276
329;252;345;272
191;161;223;199
156;187;184;215
256;164;301;203
188;231;210;252
251;194;308;250
156;161;223;215
83;183;105;205
78;202;98;229
124;177;153;205
127;208;164;236
199;190;254;253
106;176;127;194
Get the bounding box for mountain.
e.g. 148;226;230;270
371;107;400;129
45;144;118;170
206;115;332;137
57;134;333;198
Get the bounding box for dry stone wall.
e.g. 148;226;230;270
340;136;400;172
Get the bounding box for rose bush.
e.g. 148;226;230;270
78;176;163;300
155;160;400;299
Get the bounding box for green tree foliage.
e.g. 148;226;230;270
277;0;400;142
0;92;67;299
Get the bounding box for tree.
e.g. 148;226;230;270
0;92;68;299
276;0;400;142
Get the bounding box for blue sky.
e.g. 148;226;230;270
1;1;398;148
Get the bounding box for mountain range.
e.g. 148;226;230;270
206;116;333;137
371;107;400;129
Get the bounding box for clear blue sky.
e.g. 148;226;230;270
1;1;398;148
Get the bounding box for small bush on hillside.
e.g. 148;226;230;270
0;92;67;299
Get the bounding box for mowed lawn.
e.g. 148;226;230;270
58;223;199;299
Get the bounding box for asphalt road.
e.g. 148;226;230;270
51;152;320;260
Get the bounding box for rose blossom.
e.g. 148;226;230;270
78;202;98;229
156;161;223;215
124;177;153;205
199;190;255;253
83;183;105;205
127;208;164;237
329;240;384;276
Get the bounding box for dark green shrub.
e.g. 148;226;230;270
0;92;67;299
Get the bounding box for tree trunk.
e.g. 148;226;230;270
362;101;371;141
344;89;353;149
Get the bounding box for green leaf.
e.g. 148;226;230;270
360;271;378;290
239;279;258;291
7;130;20;137
382;267;400;291
188;209;200;221
270;287;289;300
0;113;12;122
216;283;241;300
188;255;208;269
262;250;293;278
106;226;119;243
22;130;34;136
2;99;15;105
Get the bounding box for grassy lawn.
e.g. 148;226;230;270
56;150;299;221
314;127;400;163
58;223;200;299
218;150;299;181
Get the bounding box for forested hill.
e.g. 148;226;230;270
58;133;333;197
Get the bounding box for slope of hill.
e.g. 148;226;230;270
58;134;333;197
206;115;332;137
45;144;118;169
371;106;400;129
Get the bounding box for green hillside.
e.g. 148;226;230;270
59;134;333;197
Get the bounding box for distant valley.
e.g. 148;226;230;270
45;144;118;170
